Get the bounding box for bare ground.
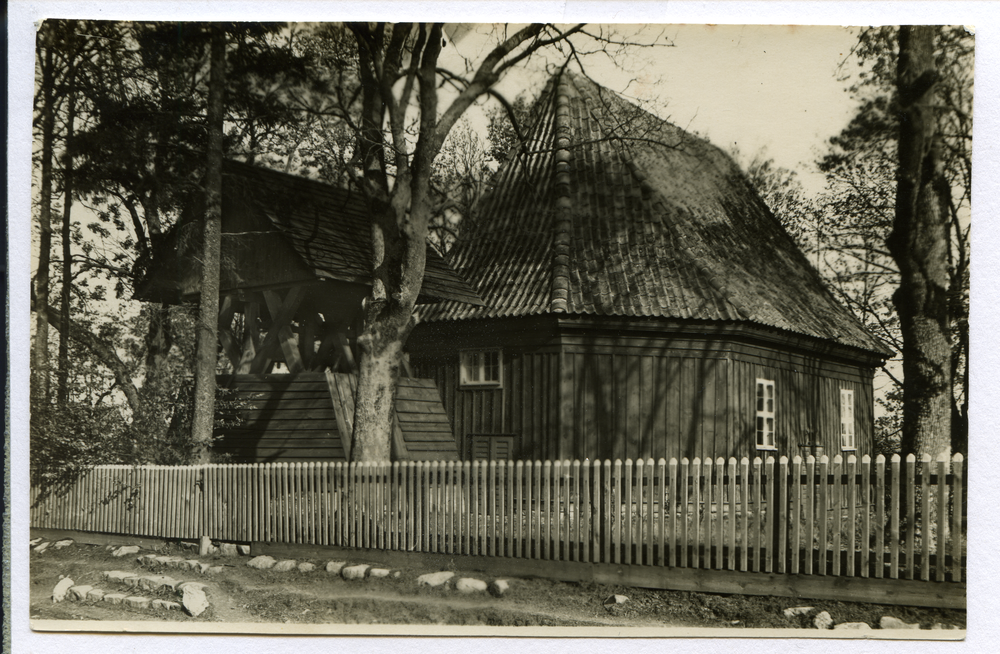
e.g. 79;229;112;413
28;541;966;631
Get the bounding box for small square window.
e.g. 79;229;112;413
756;378;776;449
840;388;856;450
460;349;503;388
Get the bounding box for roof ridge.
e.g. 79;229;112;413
549;72;574;314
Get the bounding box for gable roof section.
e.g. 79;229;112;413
224;161;483;305
419;71;890;358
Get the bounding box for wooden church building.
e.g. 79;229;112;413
407;70;892;464
137;160;484;463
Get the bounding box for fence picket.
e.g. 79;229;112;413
508;461;516;558
777;456;788;574
875;455;885;579
740;457;749;572
906;454;916;580
514;461;523;558
860;455;871;578
575;460;584;562
890;454;901;579
595;460;604;564
920;453;931;581
692;458;702;569
680;458;690;568
951;454;964;582
832;455;842;577
818;455;829;576
846;455;857;577
715;458;725;570
936;453;948;582
752;457;763;572
625;459;634;565
765;456;775;574
550;460;558;561
669;458;678;567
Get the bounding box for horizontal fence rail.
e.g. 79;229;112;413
31;453;966;583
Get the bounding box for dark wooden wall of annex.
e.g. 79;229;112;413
559;333;875;463
410;318;875;463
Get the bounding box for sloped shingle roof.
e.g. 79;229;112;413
419;71;890;357
224;161;483;305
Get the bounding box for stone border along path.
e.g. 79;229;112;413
36;539;514;620
35;540;961;628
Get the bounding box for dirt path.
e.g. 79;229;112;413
29;540;967;632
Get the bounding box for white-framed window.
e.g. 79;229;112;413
840;388;856;450
755;378;776;449
460;349;503;388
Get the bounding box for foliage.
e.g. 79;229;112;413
819;26;971;455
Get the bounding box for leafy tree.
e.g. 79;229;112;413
818;26;971;456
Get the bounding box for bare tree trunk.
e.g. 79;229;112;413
888;26;952;459
56;94;76;404
350;198;424;462
190;27;227;462
34;43;55;402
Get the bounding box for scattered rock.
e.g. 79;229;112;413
247;555;276;570
368;567;391;578
183;560;201;571
783;606;814;618
880;616;920;630
237;545;251;556
103;593;127;605
29;537;43;546
33;542;50;553
205;565;225;575
298;562;316;573
102;570;138;583
138;575;179;592
416;571;454;587
341;564;370;580
176;581;208;594
219;543;238;557
52;578;75;602
326;561;346;574
273;559;298;572
69;585;93;601
179;541;198;551
124;596;151;609
182;586;210;617
834;622;872;630
86;588;106;602
456;578;488;593
604;594;629;606
139;554;159;564
813;611;834;629
53;539;74;549
152;599;181;611
489;580;510;597
112;545;140;557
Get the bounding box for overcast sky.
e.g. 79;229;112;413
444;24;864;192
